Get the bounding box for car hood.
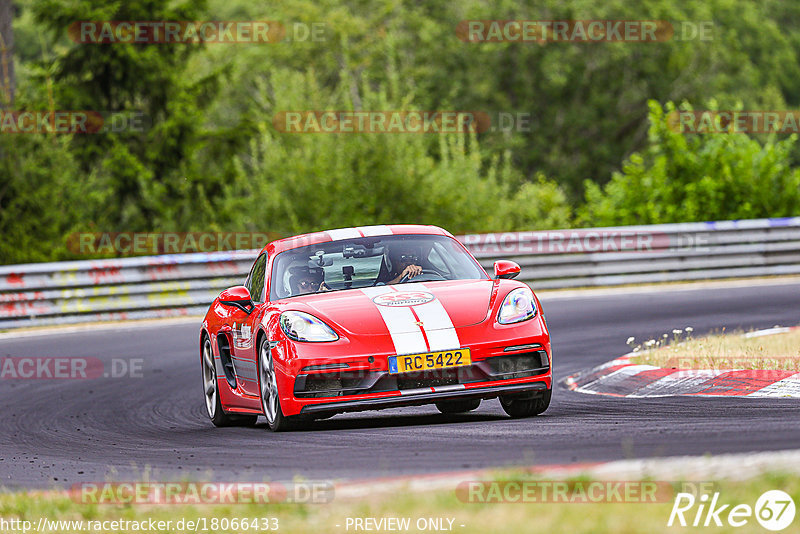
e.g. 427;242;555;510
299;279;493;335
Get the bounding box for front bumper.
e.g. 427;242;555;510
293;347;550;398
300;380;548;415
291;346;551;416
276;314;553;417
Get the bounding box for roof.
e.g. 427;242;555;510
264;225;453;255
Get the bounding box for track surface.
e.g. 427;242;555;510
1;282;799;489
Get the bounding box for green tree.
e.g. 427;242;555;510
0;0;14;105
208;0;800;200
30;0;229;231
230;69;571;235
6;0;800;265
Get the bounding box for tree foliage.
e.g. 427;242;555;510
3;0;800;263
580;101;800;225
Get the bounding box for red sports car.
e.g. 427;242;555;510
200;225;552;431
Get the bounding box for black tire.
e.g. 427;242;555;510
257;336;304;432
500;389;551;418
435;398;481;414
201;336;257;427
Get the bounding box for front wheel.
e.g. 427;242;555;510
500;389;551;418
258;337;303;432
201;336;257;427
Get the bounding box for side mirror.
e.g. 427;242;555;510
219;285;254;314
494;260;521;280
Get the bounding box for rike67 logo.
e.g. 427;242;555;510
668;490;795;531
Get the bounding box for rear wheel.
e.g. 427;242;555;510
435;398;481;414
258;337;303;432
201;336;257;427
500;389;551;418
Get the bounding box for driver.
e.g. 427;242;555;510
382;247;423;285
291;267;331;295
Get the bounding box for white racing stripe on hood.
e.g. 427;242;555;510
361;286;428;355
362;283;462;355
404;283;460;351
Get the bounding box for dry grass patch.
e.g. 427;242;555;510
632;327;800;371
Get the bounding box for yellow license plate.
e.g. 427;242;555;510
388;348;471;374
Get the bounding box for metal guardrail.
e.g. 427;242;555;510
0;251;256;329
463;217;800;288
1;217;799;329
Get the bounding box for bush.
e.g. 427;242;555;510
580;101;800;226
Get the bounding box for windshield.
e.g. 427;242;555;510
270;234;488;300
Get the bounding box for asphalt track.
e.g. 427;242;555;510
1;281;799;489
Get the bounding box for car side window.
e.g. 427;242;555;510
246;254;267;303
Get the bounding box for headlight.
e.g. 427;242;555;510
497;287;537;325
280;311;339;342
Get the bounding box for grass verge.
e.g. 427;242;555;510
1;472;798;534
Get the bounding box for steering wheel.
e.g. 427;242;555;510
399;269;443;284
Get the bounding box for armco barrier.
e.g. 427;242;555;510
1;218;799;329
0;251;255;329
